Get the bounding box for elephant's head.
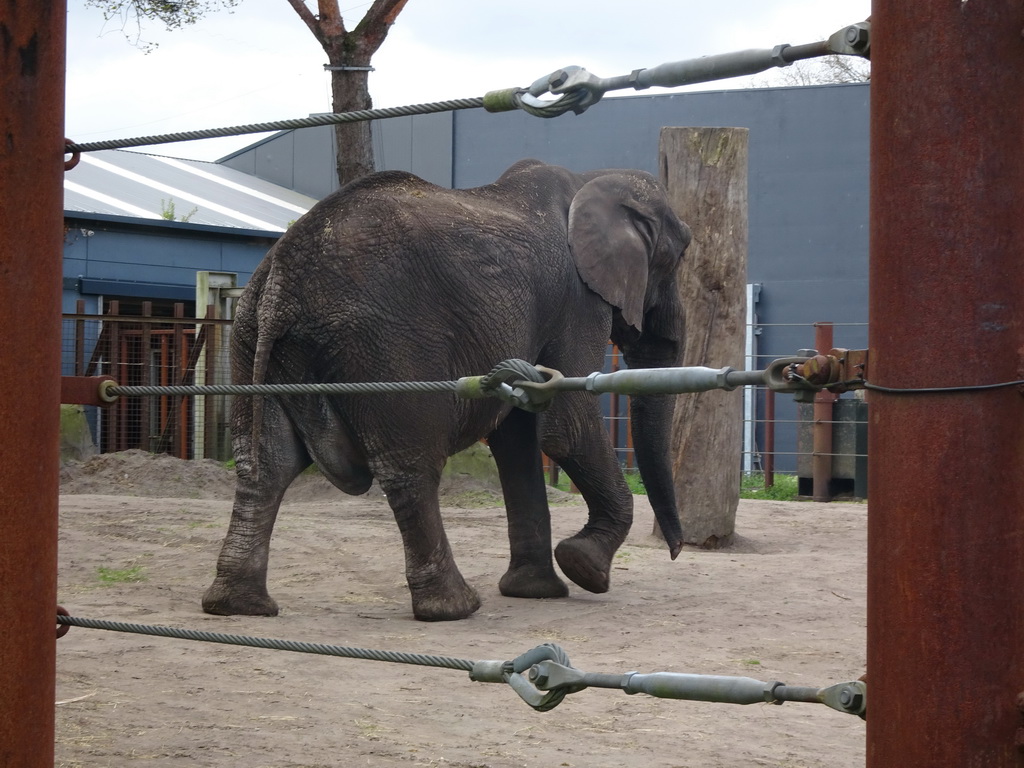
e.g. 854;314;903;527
569;171;690;337
568;171;691;557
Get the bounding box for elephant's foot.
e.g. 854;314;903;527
409;571;481;622
499;564;569;599
202;578;279;616
554;536;614;594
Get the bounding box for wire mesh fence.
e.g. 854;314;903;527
61;300;234;461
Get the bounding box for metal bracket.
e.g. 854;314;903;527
787;348;869;395
470;644;867;718
60;375;118;406
513;20;871;117
819;680;867;718
827;21;871;58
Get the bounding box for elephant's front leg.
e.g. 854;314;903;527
379;471;481;621
488;408;569;599
541;394;634;594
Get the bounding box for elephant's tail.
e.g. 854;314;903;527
248;258;296;480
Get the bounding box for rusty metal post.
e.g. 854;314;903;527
869;4;1024;766
0;2;67;764
811;322;836;502
142;301;154;452
763;388;775;488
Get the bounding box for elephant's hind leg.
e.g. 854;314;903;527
488;409;568;599
202;398;309;616
378;468;481;621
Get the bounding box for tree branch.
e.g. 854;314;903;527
283;0;323;43
316;0;346;38
352;0;410;56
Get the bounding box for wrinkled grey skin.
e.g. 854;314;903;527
202;159;691;621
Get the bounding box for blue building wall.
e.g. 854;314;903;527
63;213;277;314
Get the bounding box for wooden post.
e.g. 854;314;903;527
204;304;217;459
659;127;748;548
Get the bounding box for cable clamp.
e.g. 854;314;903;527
479;359;554;412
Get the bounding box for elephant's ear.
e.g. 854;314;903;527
568;175;652;333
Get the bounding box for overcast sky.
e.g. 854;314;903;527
65;0;870;162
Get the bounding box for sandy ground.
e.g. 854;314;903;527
56;451;867;767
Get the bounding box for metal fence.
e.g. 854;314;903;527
61;301;234;461
61;307;868;497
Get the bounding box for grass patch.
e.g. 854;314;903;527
740;473;800;501
97;563;146;584
547;469;647;495
445;489;504;508
543;469;801;501
624;471;646;495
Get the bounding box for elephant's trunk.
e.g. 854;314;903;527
630;393;683;559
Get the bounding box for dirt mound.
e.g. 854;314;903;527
58;450;348;503
60;450;237;499
57;450;553;507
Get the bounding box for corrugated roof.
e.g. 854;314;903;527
64;149;318;233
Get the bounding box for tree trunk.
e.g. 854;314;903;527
658;126;748;549
330;68;375;186
286;0;410;188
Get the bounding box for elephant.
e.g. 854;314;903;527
202;158;692;621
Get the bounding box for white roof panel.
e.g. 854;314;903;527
63;149;318;233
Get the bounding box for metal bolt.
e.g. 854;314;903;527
838;685;864;712
844;25;869;50
548;70;569;89
528;665;548;687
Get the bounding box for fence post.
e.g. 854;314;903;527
763;389;775;488
203;305;217;458
811;322;836;502
659;126;748;548
172;303;186;458
75;299;86;375
141;301;154;452
107;301;124;451
869;3;1024;764
0;2;66;763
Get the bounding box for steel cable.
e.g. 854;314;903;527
108;380;460;397
56;615;475;672
65;98;487;154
